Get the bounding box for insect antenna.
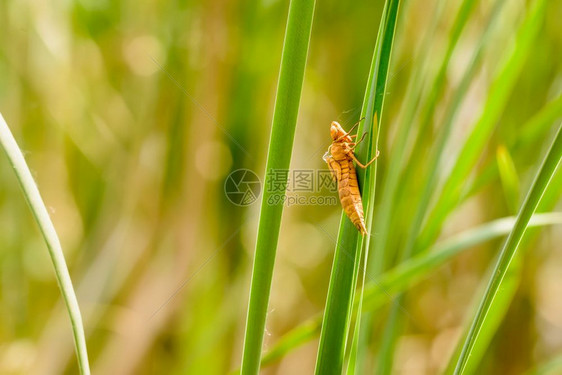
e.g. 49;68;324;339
335;117;366;143
346;117;366;134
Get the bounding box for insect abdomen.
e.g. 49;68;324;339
338;159;368;235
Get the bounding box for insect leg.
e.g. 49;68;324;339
351;150;380;169
350;132;368;149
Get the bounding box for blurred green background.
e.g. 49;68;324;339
0;0;561;374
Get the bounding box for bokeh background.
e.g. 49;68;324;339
0;0;561;374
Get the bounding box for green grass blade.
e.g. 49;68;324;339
403;0;483;182
496;145;521;213
444;251;523;375
360;1;477;371
262;318;322;367
370;0;448;276
452;123;562;375
249;212;562;370
462;93;562;201
406;0;507;238
0;114;91;375
240;1;316;373
348;0;402;371
444;137;562;375
314;1;401;373
373;1;508;370
517;94;562;147
448;257;526;374
345;12;389;369
362;212;562;311
419;0;548;250
313;216;360;374
414;0;479;141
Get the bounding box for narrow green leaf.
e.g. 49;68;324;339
414;0;479;142
517;94;562;148
419;0;548;251
240;1;316;373
370;0;451;276
444;254;522;375
347;0;402;371
361;214;561;311
0;114;91;375
251;213;562;370
462;93;562;201
496;145;521;214
374;1;508;370
445;133;562;375
314;1;401;374
453;123;562;374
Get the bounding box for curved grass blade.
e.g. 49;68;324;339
362;212;562;311
452;123;562;374
373;1;509;371
444;250;523;375
444;137;562;375
314;1;401;373
240;1;316;373
0;114;91;375
419;0;549;251
462;93;562;201
516;94;562;147
359;0;479;370
371;0;477;276
405;0;507;247
412;0;479;147
247;212;562;370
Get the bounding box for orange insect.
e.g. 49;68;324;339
323;119;379;235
